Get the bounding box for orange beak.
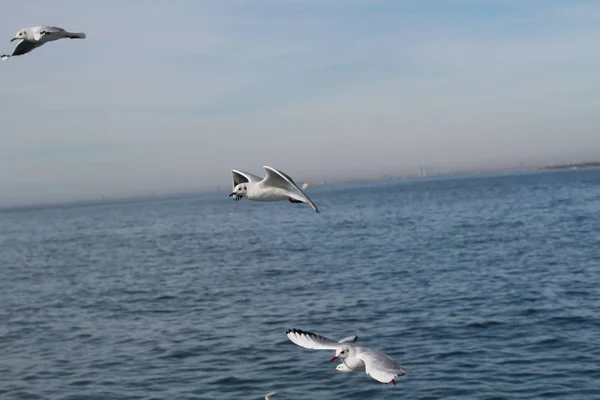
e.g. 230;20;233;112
10;37;18;42
330;355;338;362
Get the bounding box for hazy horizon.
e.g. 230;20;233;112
1;0;599;206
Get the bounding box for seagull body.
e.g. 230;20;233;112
2;25;86;60
286;329;406;385
230;166;320;213
264;392;277;400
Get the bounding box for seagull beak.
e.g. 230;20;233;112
330;355;338;362
229;192;236;197
10;37;18;42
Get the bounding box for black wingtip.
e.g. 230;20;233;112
286;328;309;335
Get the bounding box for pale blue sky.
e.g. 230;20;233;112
1;0;599;205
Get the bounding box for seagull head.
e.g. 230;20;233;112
330;346;351;362
229;183;248;198
11;29;27;42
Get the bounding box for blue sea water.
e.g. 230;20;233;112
1;169;599;400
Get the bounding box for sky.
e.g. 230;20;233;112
1;0;599;205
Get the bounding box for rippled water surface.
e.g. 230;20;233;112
1;169;600;399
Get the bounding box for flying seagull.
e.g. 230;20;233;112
2;25;86;60
230;166;320;213
286;329;406;385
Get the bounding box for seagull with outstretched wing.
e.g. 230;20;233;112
229;166;320;213
2;25;86;60
286;329;406;385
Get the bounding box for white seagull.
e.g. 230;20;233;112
229;166;320;213
264;392;277;400
2;25;86;60
286;329;406;385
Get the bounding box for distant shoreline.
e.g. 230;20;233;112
2;166;600;211
540;162;600;170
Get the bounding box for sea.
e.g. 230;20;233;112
1;169;599;400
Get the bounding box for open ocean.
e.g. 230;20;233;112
1;169;599;400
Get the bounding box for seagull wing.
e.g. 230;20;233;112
264;392;277;400
3;39;42;58
356;348;406;384
286;329;342;350
33;25;66;40
338;335;358;344
232;169;261;187
262;166;320;213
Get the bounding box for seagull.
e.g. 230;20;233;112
229;166;320;213
264;392;277;400
286;329;406;385
2;25;86;60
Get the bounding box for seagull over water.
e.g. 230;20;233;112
2;25;86;60
230;166;320;213
286;329;406;385
264;392;277;400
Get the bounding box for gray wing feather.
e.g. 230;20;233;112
357;348;406;383
338;335;358;343
286;329;341;350
231;170;261;187
40;26;66;34
262;166;320;213
34;26;67;41
7;40;41;56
